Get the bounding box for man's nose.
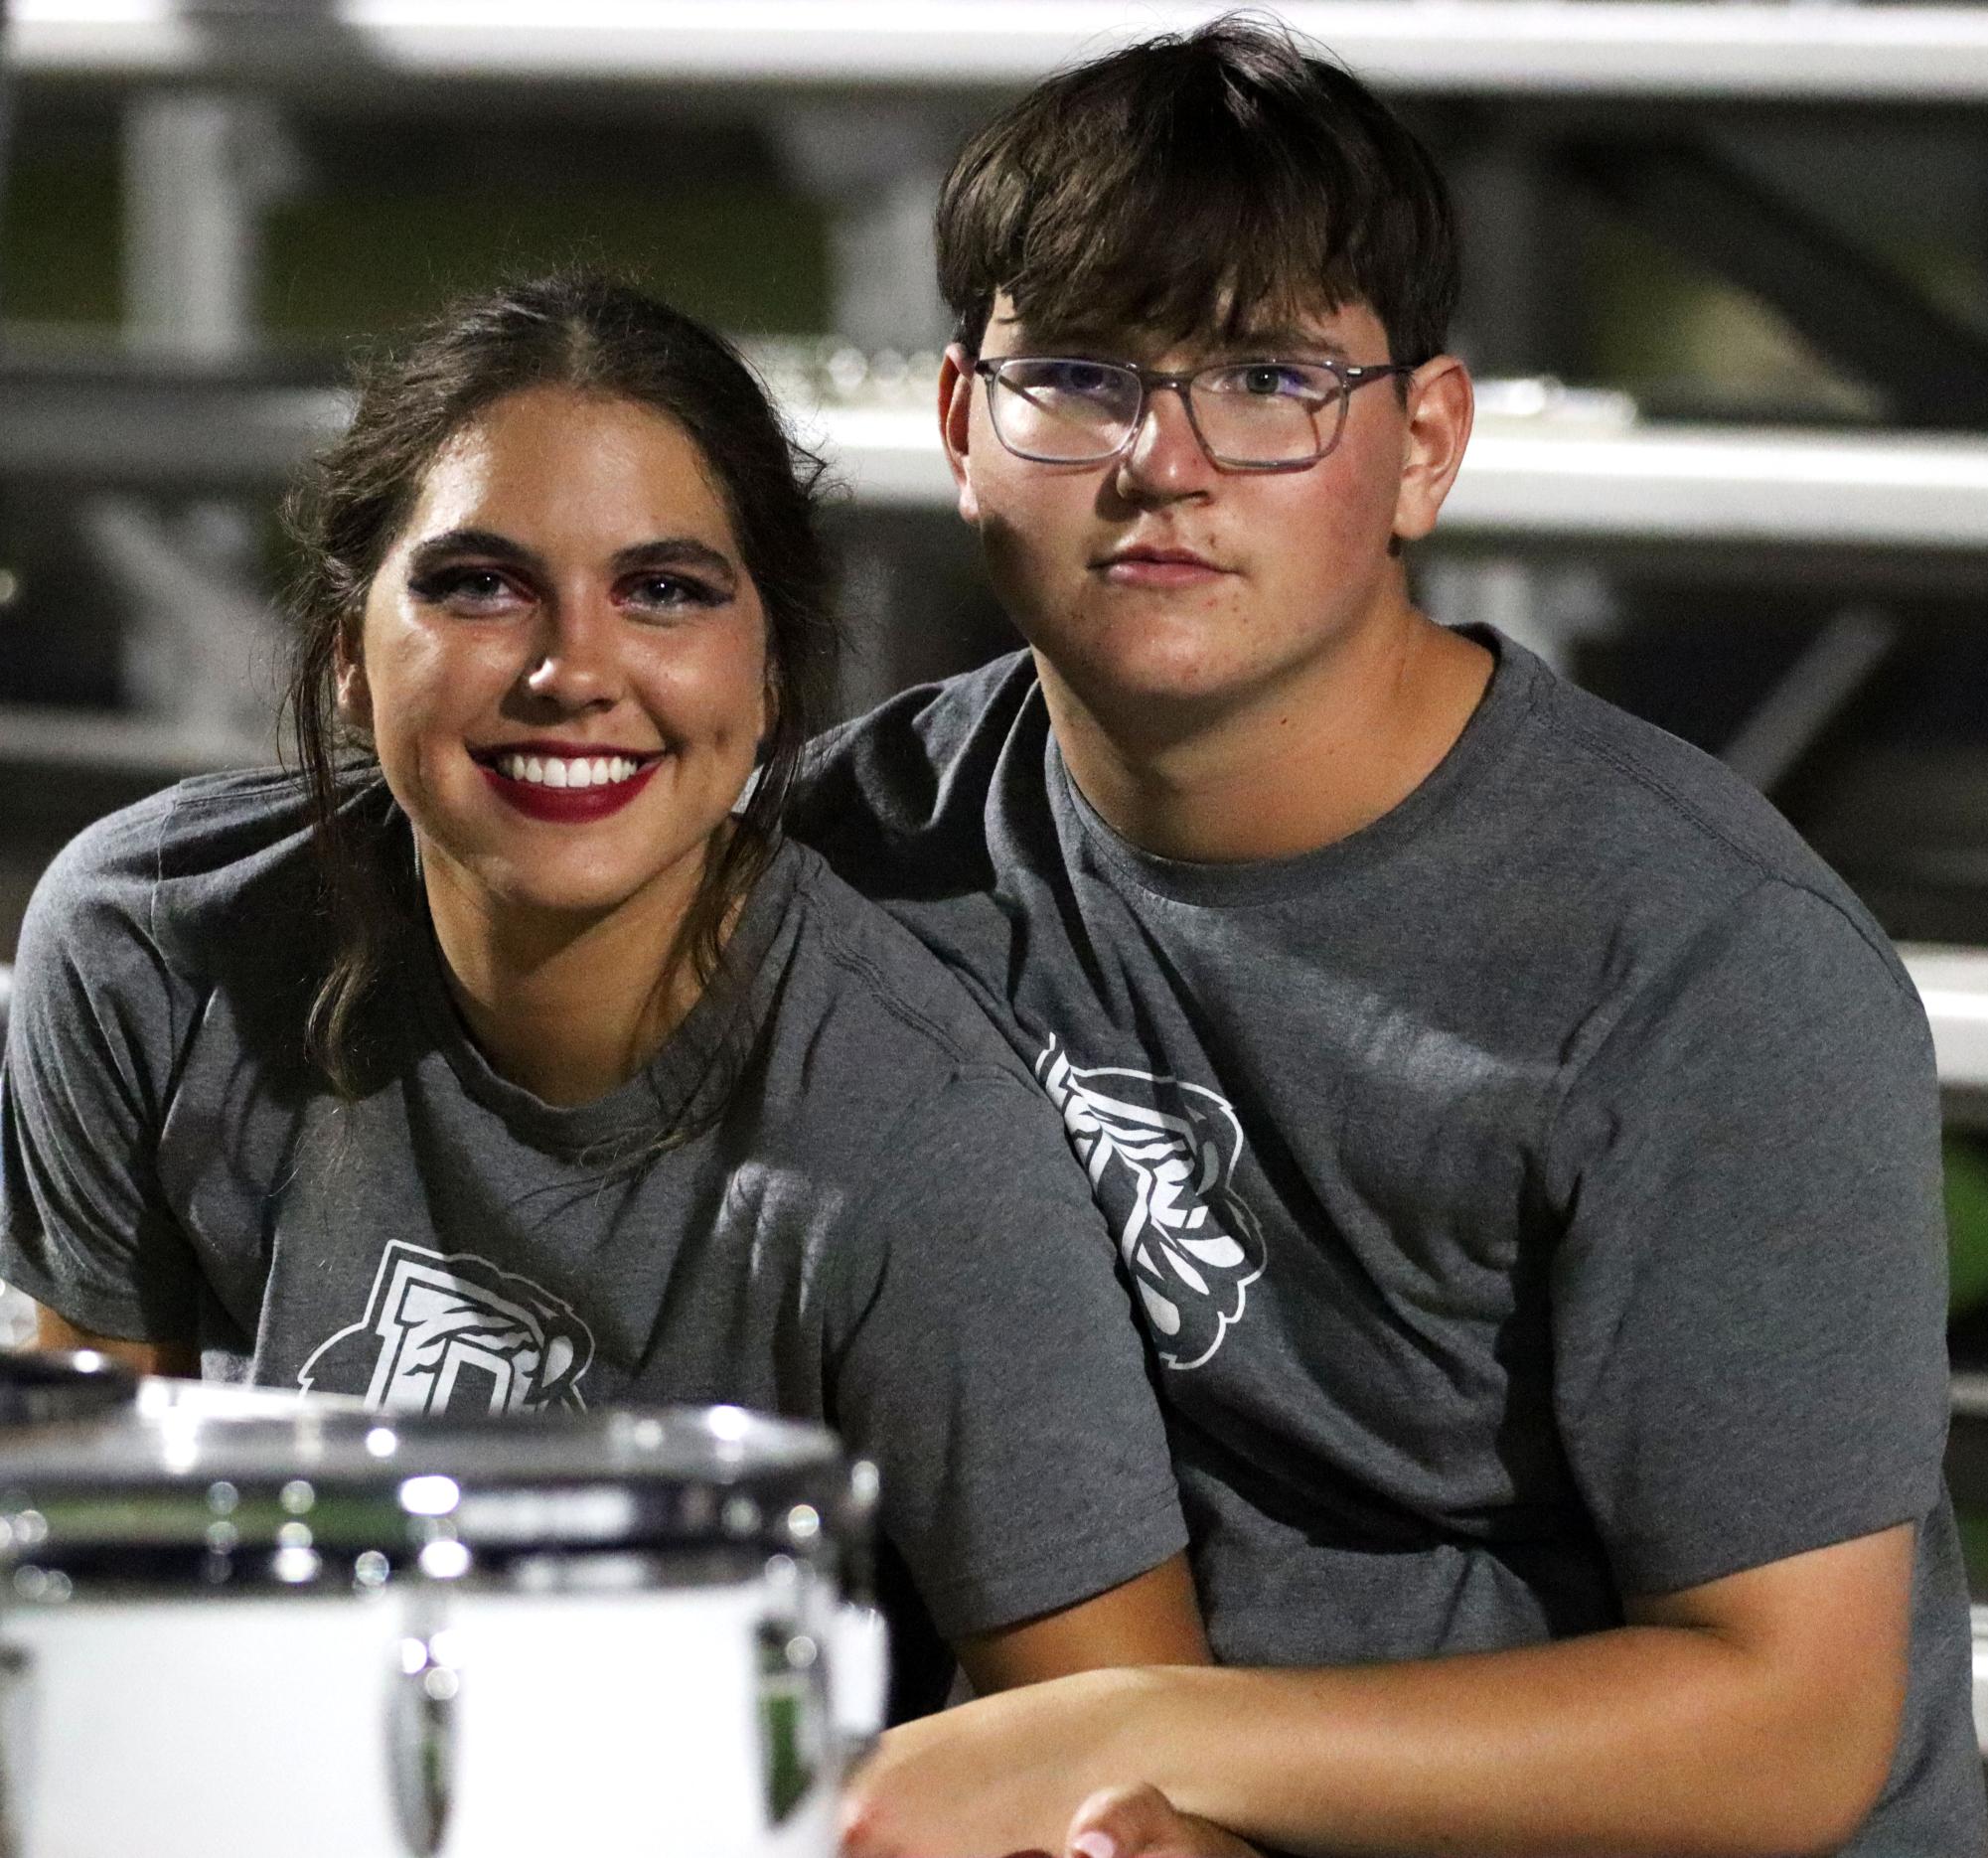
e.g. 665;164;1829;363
1115;383;1213;500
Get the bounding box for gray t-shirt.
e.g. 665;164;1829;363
0;770;1186;1679
794;627;1985;1852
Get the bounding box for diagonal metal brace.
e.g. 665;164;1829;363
1566;136;1988;428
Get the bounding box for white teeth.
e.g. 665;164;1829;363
492;752;646;788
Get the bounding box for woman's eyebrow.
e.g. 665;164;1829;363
402;530;739;593
406;528;541;576
610;538;739;592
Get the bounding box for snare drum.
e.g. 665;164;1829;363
0;1396;886;1858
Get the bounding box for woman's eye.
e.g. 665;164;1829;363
623;574;719;616
409;566;524;611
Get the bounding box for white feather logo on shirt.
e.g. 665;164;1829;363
299;1240;594;1415
1036;1037;1266;1370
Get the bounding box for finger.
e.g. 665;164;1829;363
1065;1781;1184;1858
837;1790;893;1858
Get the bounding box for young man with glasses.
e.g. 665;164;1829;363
796;20;1983;1857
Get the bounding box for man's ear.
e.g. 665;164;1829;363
1392;355;1473;545
937;343;981;527
333;616;373;736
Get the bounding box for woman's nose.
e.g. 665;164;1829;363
522;595;619;710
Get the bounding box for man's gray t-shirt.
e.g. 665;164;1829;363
794;627;1985;1851
0;771;1187;1685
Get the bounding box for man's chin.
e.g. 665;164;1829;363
1032;642;1281;752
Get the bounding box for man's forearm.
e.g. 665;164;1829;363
845;1530;1911;1858
1126;1625;1894;1858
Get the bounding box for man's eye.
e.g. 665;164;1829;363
1215;364;1319;399
1024;361;1124;399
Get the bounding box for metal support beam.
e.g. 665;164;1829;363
18;4;1988;104
1719;605;1897;793
77;497;277;754
1567;137;1988;429
123;91;296;358
773;102;956;353
1451;133;1578;381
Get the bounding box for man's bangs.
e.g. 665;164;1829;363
935;19;1459;361
1002;161;1357;355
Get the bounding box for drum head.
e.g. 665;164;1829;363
0;1402;874;1588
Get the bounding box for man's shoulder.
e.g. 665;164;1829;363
766;840;1033;1092
794;651;1038;860
1509;651;1897;977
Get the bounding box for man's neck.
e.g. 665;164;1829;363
1039;609;1494;865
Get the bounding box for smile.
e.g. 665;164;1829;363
494;752;647;789
474;748;663;823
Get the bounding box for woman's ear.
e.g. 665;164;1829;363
333;615;373;736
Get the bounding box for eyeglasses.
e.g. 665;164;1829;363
972;354;1416;471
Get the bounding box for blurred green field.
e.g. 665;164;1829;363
1946;1136;1988;1598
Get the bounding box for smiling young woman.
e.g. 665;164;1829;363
337;384;779;1106
0;275;1204;1713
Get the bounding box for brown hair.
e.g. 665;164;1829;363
283;273;837;1097
936;14;1458;366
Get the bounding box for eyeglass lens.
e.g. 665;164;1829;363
989;359;1348;466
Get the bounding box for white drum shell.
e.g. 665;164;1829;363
0;1576;847;1858
3;1592;409;1858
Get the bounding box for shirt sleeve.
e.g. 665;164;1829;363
824;1066;1189;1642
1546;878;1948;1599
0;821;202;1340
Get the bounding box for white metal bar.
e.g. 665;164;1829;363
1445;423;1988;552
14;2;1988;102
803;402;1988;552
1905;947;1988;1091
2;356;1985;553
1973;1605;1988;1758
0;700;263;773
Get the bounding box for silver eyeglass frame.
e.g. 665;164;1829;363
971;354;1417;472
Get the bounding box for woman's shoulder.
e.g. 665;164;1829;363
30;767;336;983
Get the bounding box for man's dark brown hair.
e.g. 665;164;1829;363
935;14;1459;366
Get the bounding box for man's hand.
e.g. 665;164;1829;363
841;1668;1147;1858
1063;1783;1262;1858
841;1754;1260;1858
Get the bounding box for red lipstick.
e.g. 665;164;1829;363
477;756;661;824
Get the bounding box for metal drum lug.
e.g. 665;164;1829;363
387;1626;459;1857
829;1603;889;1763
0;1641;33;1858
757;1616;829;1827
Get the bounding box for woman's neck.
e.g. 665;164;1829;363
417;842;715;1108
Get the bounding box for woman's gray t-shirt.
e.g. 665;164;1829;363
0;771;1187;1671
